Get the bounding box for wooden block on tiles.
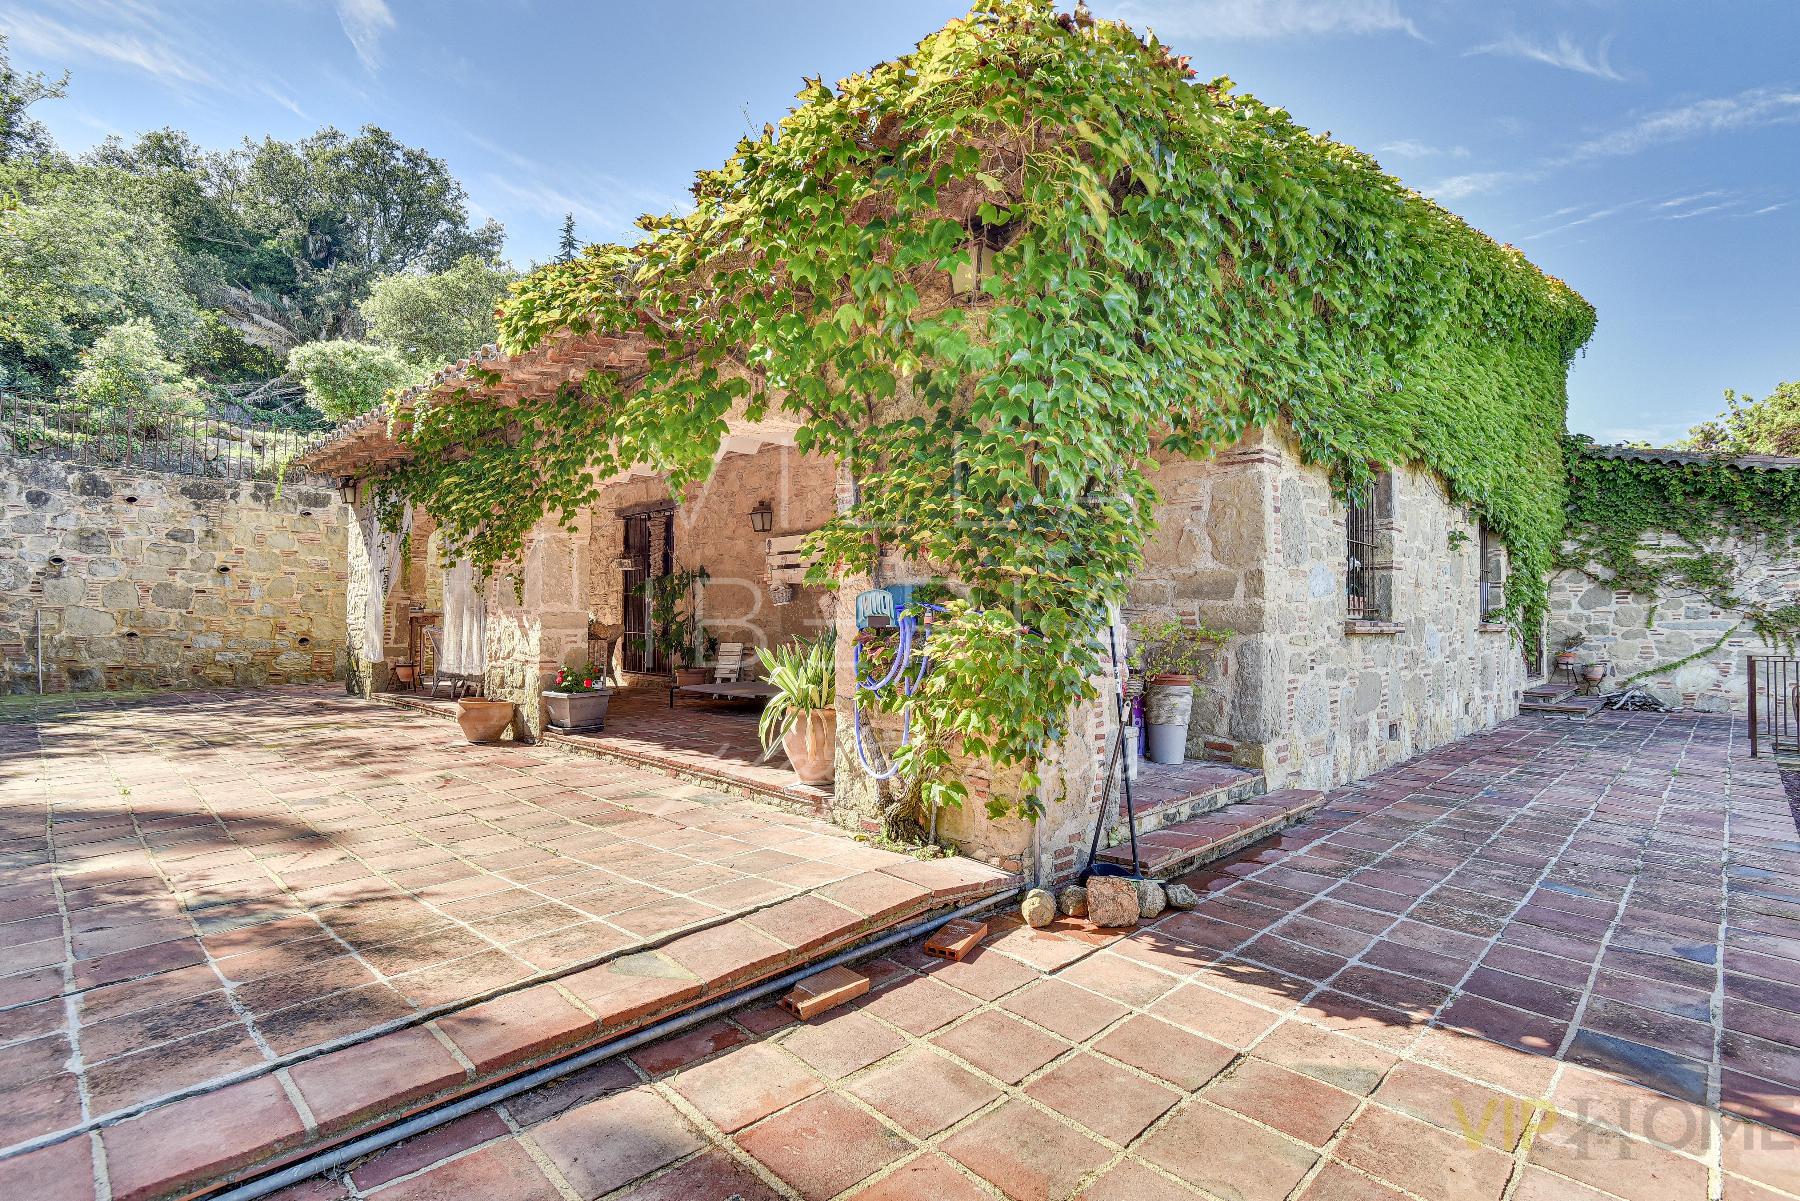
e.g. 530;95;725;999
922;918;988;962
779;966;870;1020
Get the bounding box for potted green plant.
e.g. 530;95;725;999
542;663;611;733
1130;617;1229;765
757;632;837;786
1554;633;1584;671
639;567;710;683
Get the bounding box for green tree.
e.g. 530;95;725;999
556;212;579;263
88;127;296;303
0;163;200;391
286;338;413;421
68;317;204;433
0;33;66;163
1684;381;1800;457
242;125;503;337
361;254;517;370
180;310;285;384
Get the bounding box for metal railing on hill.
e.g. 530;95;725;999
0;392;333;483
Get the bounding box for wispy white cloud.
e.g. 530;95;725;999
1562;86;1800;161
1522;197;1646;240
336;0;396;72
1746;203;1789;216
1105;0;1419;42
455;128;686;250
1424;86;1800;204
1661;200;1739;220
1423;170;1526;201
1466;32;1624;82
0;0;310;120
1653;190;1728;210
1376;139;1469;160
1;4;218;91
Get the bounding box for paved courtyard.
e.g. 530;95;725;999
255;708;1798;1201
0;686;1003;1191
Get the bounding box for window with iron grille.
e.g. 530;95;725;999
1478;524;1504;618
1345;482;1385;620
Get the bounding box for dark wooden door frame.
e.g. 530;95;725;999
620;507;675;674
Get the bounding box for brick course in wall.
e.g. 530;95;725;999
0;453;347;692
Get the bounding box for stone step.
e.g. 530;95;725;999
1107;762;1266;841
1098;789;1325;879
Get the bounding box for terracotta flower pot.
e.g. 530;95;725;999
780;708;837;786
392;663;417;685
1580;663;1607;682
455;698;514;744
542;689;610;733
1555;652;1579;669
674;667;709;687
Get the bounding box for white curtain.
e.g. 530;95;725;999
362;506;410;663
439;557;488;675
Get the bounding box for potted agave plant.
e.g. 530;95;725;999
757;632;837;786
1131;617;1229;766
542;663;611;733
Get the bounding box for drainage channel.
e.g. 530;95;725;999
202;888;1021;1201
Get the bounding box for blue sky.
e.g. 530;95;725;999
6;1;1797;445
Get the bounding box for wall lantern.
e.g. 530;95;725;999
338;476;359;506
749;499;774;533
948;220;1004;298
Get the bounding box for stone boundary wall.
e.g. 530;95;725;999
1548;531;1800;713
1;453;348;693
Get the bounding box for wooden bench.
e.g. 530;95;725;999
668;680;779;708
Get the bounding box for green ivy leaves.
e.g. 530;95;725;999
374;0;1596;817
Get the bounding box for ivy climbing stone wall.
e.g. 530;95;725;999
1547;534;1800;713
1;452;347;693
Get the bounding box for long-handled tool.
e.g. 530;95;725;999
1081;617;1142;881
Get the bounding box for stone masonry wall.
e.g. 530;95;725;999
1263;433;1523;790
1548;531;1800;713
1;453;347;692
1131;436;1280;765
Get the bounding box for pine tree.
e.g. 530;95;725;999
555;212;578;263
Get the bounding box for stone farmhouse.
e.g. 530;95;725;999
299;342;1539;884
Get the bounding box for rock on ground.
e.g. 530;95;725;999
1165;882;1201;909
1021;888;1058;928
1057;885;1088;918
1135;879;1167;920
1086;876;1139;928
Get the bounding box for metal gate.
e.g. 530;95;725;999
620;507;675;675
1748;655;1800;757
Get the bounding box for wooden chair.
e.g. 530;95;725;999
425;628;474;699
714;642;745;683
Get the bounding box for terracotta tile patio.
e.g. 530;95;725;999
388;680;835;813
0;686;1011;1198
243;708;1800;1201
